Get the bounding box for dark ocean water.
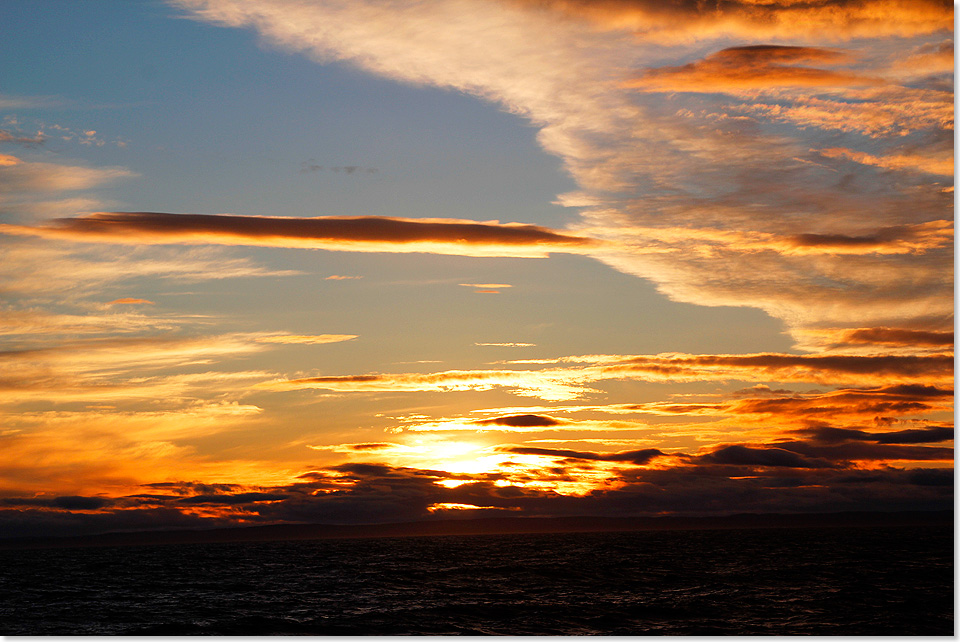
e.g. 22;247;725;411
0;524;952;636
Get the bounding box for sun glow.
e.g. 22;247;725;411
427;502;519;512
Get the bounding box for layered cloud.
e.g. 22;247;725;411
506;0;953;41
272;351;952;404
626;45;880;92
1;211;596;258
0;0;951;537
2;451;951;536
170;0;953;347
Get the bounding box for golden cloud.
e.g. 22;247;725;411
1;212;598;258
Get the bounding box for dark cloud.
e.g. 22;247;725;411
777;439;953;462
606;353;954;383
142;481;242;495
727;383;953;418
698;445;835;469
731;384;795;397
800;425;954;445
1;460;953;538
347;443;395;450
787;223;952;251
837;327;954;347
1;495;113;510
474;414;564;427
627;45;876;92
0;129;46;147
4;211;595;254
176;492;290;505
499;446;664;465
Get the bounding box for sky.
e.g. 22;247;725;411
0;0;953;537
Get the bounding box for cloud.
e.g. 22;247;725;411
593;352;954;386
499;445;665;465
775;439;953;463
817;146;953;177
0;308;188;338
3;457;951;537
0;129;46;147
505;0;953;41
254;334;358;345
698;444;835;469
0;402;267;498
270;352;951;406
598;220;952;256
475;342;536;347
796;326;955;351
459;283;512;288
1;495;114;510
170;0;953;347
347;443;396;451
626;45;881;93
891;38;954;75
0;155;134;194
738;85;952;137
1;211;597;258
474;414;564;428
269;369;596;401
324;274;362;280
0;333;278;405
798;425;953;445
0;238;300;297
108;298;155;306
300;162;377;175
176;492;289;505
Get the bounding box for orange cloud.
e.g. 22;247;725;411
268;369;596;401
891;39;954;75
0;333;278;405
838;327;954;347
0;154;134;193
603;219;952;256
623;384;953;424
597;352;954;385
254;334;358;345
626;45;880;93
0;212;597;258
0;309;186;337
795;326;954;352
817;146;953;176
269;351;952;406
108;298;155;305
510;0;953;41
740;86;953;136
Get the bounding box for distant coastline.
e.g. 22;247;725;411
1;509;951;551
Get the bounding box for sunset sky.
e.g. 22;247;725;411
0;0;952;537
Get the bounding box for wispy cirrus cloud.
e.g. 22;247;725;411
254;334;358;345
0;238;300;297
0;154;134;195
0;333;272;405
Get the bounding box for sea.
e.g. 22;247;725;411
0;524;952;636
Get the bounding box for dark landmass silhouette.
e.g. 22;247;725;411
0;510;950;550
